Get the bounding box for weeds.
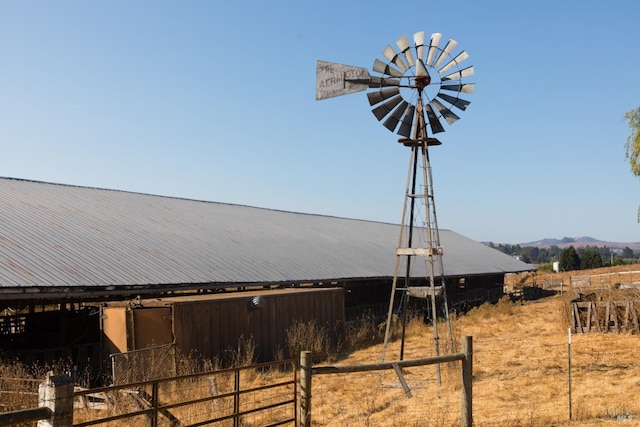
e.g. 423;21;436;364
465;295;516;320
0;358;75;411
226;334;256;367
342;310;384;350
285;319;330;360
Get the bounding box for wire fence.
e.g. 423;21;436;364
74;359;297;427
3;330;640;426
110;344;177;385
0;360;297;427
309;331;640;426
512;269;640;295
0;377;39;412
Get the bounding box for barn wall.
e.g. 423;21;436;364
172;288;344;361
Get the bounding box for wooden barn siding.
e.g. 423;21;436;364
172;289;344;361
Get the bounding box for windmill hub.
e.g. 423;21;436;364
415;74;431;91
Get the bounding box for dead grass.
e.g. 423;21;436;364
5;296;640;426
5;266;640;425
310;294;640;426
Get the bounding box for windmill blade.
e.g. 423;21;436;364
442;65;474;81
397;104;416;138
441;83;475;94
383;45;409;72
371;94;404;121
425;103;445;134
438;51;469;75
373;58;404;77
432;39;458;69
368;76;401;88
426;33;442;66
367;87;400;106
431;99;460;125
413;31;425;65
396;35;415;66
437;92;471;111
383;100;410;133
415;59;429;78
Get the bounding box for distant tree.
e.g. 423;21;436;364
624;107;640;220
548;245;562;261
622;246;634;259
521;246;539;264
559;246;580;271
580;248;603;270
598;246;612;265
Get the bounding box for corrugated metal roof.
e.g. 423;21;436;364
0;177;532;290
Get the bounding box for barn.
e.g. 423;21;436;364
0;177;532;377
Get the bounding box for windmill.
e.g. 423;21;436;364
316;31;474;371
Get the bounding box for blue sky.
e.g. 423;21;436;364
1;1;639;244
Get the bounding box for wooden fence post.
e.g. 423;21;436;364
461;336;473;427
37;371;74;427
300;351;312;427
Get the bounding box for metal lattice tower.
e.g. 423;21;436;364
379;100;453;384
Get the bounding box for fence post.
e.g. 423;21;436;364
568;327;572;420
37;371;74;427
233;370;240;427
151;381;159;427
461;336;473;427
300;351;312;427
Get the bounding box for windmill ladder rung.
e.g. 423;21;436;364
396;247;443;256
406;194;432;198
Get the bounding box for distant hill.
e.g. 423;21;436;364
522;236;640;251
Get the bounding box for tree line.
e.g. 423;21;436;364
485;243;638;271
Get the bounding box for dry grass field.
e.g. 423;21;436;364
3;266;640;426
310;286;640;426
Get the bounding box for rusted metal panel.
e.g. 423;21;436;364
102;307;127;354
133;307;172;349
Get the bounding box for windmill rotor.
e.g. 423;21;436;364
366;31;474;138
